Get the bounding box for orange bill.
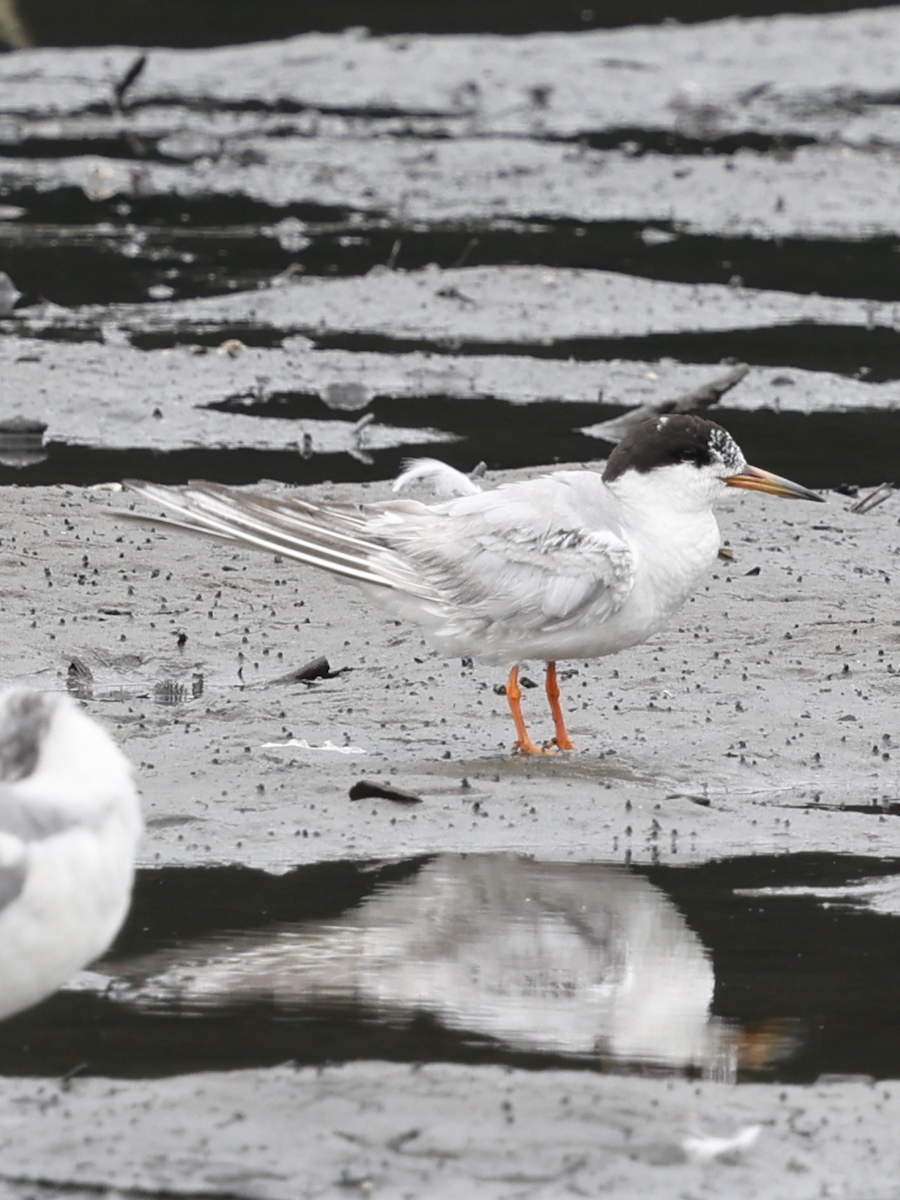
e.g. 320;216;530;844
725;464;824;502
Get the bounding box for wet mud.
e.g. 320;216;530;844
4;477;899;870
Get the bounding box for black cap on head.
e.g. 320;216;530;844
602;414;743;484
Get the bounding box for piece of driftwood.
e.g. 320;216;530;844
348;779;424;804
583;364;750;444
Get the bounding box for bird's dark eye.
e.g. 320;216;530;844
678;446;706;466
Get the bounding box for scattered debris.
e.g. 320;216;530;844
349;779;423;804
386;238;402;270
66;658;94;700
350;411;377;464
682;1124;761;1163
261;739;365;754
849;481;894;514
435;285;478;306
451;236;479;268
113;53;147;111
271;216;311;254
154;680;188;706
353;412;376;435
323;381;370;412
667;791;712;806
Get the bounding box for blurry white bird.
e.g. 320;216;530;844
0;689;141;1020
123;415;823;754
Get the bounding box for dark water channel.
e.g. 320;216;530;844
3;852;899;1085
5;406;900;492
1;0;894;47
5;202;900;309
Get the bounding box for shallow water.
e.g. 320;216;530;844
3;852;899;1085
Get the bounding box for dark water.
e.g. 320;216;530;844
1;0;894;47
2;852;900;1085
1;406;897;492
6;204;900;309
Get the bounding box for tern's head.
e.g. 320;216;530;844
602;414;823;510
0;689;140;826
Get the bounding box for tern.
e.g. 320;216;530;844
123;415;823;754
0;688;141;1020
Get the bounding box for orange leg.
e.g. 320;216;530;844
505;664;550;755
545;661;576;750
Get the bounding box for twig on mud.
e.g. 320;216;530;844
848;482;894;514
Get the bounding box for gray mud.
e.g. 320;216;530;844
2;10;900;144
3;476;896;873
10;265;895;344
1;1063;898;1200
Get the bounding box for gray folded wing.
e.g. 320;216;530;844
377;475;636;631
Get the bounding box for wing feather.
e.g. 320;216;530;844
122;481;440;600
123;469;635;645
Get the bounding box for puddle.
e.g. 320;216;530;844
2;852;899;1084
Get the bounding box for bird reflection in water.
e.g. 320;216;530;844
94;855;791;1078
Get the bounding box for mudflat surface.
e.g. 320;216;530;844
2;474;897;873
0;1063;898;1200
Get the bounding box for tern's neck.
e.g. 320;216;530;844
609;468;722;567
609;467;719;518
